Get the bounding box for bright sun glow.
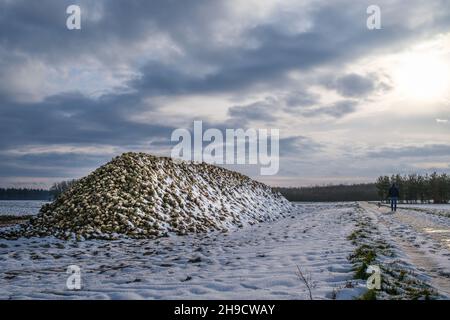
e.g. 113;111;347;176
394;52;450;102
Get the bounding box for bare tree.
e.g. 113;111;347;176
50;179;77;199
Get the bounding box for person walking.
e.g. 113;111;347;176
388;183;399;212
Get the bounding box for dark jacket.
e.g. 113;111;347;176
388;185;399;198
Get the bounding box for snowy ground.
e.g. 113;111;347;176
0;200;50;216
397;203;450;211
0;202;449;300
361;202;450;297
393;203;450;218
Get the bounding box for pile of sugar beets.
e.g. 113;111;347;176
1;153;292;240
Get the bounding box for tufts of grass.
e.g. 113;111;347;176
348;204;440;300
359;289;377;300
349;244;377;280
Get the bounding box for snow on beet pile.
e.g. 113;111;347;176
0;152;292;240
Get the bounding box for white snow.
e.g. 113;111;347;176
397;204;450;211
0;201;448;300
0;202;362;300
361;202;450;297
0;200;50;216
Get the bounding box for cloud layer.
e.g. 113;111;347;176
1;0;450;187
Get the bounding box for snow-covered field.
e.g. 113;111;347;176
0;200;49;216
394;204;450;218
397;204;450;211
0;202;449;300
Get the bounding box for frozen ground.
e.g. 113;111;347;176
0;200;49;216
393;203;450;218
361;202;450;297
0;202;448;299
397;203;450;211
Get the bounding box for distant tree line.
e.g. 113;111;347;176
0;188;51;200
2;174;449;203
376;173;450;203
49;179;77;199
0;180;77;200
276;183;379;202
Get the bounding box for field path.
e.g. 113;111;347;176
360;202;450;297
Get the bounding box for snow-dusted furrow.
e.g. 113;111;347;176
0;203;361;300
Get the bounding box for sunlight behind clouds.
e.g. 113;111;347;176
393;34;450;103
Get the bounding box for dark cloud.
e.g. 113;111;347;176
322;72;394;98
0;152;112;178
0;91;175;150
227;99;278;124
0;0;223;60
328;74;375;97
299;100;358;118
285;90;320;108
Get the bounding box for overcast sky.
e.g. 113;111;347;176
0;0;450;188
